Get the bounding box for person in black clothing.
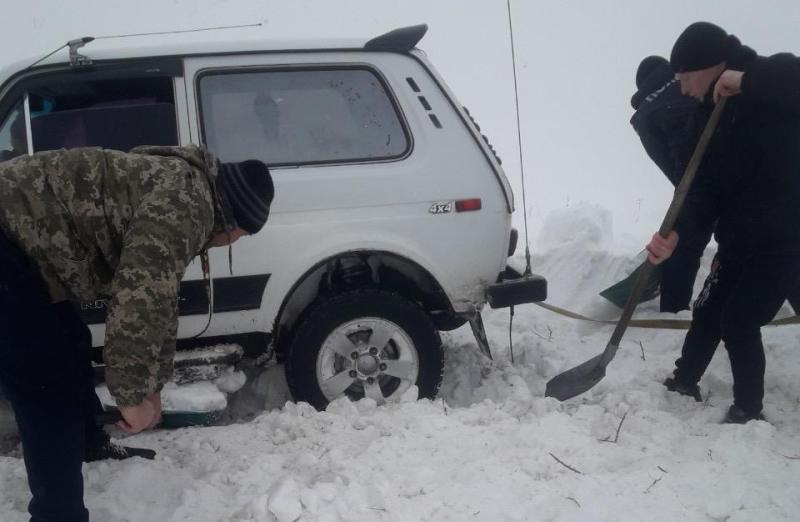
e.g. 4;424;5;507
631;55;714;313
631;55;698;187
647;22;800;423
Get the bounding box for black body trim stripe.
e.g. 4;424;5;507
78;274;269;325
178;280;209;315
212;274;270;313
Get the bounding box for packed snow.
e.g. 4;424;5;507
2;205;799;521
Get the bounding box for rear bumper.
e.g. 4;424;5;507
486;265;547;309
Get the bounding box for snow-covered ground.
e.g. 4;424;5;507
2;206;799;522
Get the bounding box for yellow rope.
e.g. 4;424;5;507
533;302;800;330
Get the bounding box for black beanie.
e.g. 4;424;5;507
636;56;669;89
670;22;730;73
216;160;274;234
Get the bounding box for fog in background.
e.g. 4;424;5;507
2;0;799;251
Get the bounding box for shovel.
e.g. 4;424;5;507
545;97;727;401
93;344;241;428
95;408;222;429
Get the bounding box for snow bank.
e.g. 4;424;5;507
536;204;614;252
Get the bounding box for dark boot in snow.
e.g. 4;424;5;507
723;405;765;424
663;377;702;402
85;441;156;462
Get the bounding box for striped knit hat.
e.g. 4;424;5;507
216;160;274;234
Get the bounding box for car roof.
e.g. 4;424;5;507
0;24;428;90
0;37;362;84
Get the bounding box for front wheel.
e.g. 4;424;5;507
286;289;443;410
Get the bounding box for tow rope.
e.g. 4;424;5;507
533;301;800;330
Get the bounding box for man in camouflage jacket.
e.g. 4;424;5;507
0;145;272;521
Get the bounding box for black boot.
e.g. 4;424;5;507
723;404;765;424
663;377;703;402
84;440;156;463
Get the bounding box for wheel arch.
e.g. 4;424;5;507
272;249;458;358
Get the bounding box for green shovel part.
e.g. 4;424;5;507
95;409;223;429
599;263;662;308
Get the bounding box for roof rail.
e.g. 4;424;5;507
364;24;428;53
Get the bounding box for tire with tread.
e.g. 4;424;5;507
286;289;443;410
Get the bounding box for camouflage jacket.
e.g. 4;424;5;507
0;145;218;406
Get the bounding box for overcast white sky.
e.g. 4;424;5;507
2;0;799;250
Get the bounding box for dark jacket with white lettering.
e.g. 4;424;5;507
630;61;700;186
631;62;708;312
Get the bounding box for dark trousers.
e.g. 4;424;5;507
0;233;107;522
672;250;800;415
659;220;715;313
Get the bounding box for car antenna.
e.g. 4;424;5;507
505;0;531;365
25;40;86;70
91;22;263;40
505;0;533;278
24;22;263;71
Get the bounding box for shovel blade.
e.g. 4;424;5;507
95;409;222;429
545;353;608;401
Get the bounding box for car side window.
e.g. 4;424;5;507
0;100;27;162
27;76;178;153
198;68;409;166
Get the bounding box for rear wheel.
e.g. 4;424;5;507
286;289;443;410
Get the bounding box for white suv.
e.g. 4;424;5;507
0;25;546;409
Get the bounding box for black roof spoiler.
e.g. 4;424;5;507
364;24;428;53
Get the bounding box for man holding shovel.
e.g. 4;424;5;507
647;22;800;423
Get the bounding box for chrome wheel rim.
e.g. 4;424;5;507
316;317;419;404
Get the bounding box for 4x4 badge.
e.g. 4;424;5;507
429;201;453;214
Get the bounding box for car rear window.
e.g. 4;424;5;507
198;67;409;166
